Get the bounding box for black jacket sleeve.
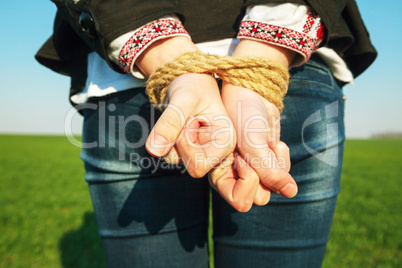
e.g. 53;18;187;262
35;12;90;94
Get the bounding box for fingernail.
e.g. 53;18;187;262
280;183;298;198
147;135;170;156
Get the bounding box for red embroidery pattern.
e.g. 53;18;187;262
303;11;325;41
238;18;323;61
119;20;189;73
303;13;317;34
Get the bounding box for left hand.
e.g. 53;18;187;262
146;73;236;178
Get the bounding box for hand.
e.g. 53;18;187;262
145;73;236;178
208;82;295;212
221;82;297;198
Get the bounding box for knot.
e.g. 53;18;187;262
145;51;290;112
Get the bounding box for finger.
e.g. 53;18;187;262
239;133;297;198
146;103;187;157
233;155;260;209
208;153;235;192
253;182;271;206
176;115;211;178
163;146;182;164
243;148;297;198
236;153;271;207
271;141;291;172
210;155;259;212
266;103;281;149
177;113;236;178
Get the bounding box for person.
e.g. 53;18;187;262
36;0;376;267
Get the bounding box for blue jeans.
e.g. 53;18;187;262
80;58;345;268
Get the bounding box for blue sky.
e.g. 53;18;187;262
0;0;401;138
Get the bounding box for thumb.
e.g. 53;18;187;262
146;103;187;157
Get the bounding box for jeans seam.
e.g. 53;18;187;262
290;80;334;91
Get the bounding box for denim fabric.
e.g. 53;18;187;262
212;59;345;268
81;58;345;268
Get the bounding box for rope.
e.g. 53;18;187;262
145;51;290;112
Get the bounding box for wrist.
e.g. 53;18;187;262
220;47;291;112
136;36;198;77
222;81;269;110
232;40;295;69
168;73;219;98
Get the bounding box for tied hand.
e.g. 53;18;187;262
209;82;297;212
145;73;236;178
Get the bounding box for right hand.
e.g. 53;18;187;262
208;81;296;213
221;82;297;199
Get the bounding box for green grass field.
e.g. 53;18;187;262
1;135;401;267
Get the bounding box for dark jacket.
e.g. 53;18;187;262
36;0;377;97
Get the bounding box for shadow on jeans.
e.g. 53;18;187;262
59;212;106;268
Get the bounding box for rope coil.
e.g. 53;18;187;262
145;51;290;112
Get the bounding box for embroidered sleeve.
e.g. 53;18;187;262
238;4;325;66
108;15;190;76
